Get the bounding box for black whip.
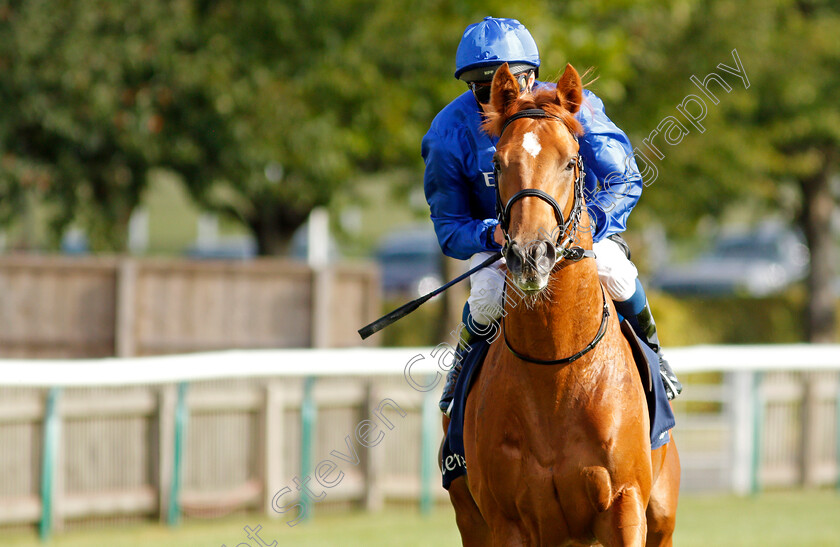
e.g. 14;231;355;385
358;251;502;340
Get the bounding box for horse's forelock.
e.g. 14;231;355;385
481;88;583;138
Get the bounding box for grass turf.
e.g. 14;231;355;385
4;490;840;546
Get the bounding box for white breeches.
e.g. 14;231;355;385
466;251;508;327
592;237;639;302
466;238;639;326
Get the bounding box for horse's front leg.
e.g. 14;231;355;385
442;416;492;546
449;475;493;546
645;436;680;547
593;484;647;547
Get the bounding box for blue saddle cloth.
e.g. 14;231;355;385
441;320;676;490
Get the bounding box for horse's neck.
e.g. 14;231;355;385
503;258;605;359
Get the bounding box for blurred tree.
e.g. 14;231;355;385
0;0;656;254
0;1;182;249
183;0;467;254
618;0;839;342
0;1;265;250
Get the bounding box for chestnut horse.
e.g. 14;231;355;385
444;64;680;546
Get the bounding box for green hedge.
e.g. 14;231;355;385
648;289;808;347
379;297;446;347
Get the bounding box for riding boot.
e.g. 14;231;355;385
614;279;683;401
439;326;478;415
440;298;497;415
630;302;683;401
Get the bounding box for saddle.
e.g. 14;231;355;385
441;321;676;490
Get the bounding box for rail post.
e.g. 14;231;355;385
300;376;317;521
39;387;62;542
420;375;438;515
167;382;188;526
750;371;764;494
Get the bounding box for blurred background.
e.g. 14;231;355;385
0;0;839;545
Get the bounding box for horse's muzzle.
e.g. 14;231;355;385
504;238;556;292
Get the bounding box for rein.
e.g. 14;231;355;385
496;108;608;365
502;284;610;365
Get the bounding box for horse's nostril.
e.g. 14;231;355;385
505;243;523;275
528;241;555;275
544;243;556;265
536;255;552;275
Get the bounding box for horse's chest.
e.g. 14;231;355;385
485;407;593;466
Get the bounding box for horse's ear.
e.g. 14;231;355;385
490;63;521;119
556;64;582;114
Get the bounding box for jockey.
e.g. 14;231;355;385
423;17;682;415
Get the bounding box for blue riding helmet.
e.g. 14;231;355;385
454;16;540;81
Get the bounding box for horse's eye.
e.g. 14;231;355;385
565;159;575;171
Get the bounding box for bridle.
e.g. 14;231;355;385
494;109;593;265
494;108;609;366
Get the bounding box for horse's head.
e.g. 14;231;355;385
484;63;586;294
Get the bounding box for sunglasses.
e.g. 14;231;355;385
468;71;531;104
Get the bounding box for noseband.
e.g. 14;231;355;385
494;109;591;265
495;108;608;366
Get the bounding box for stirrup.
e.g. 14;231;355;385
658;355;682;401
440;338;471;416
439;359;463;416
